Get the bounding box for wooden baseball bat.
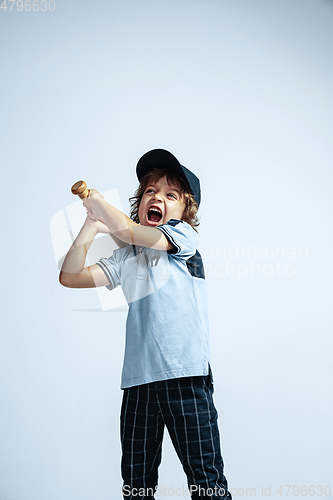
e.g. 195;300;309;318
71;180;89;199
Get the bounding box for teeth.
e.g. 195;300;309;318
149;207;162;214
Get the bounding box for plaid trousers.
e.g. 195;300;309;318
120;368;232;499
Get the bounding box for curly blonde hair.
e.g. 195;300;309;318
129;168;200;232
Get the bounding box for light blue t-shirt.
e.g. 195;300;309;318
96;219;210;389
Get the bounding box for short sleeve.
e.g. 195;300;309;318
156;219;197;259
96;252;121;291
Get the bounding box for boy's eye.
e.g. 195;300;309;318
145;189;177;198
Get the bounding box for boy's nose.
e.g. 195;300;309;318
152;192;162;201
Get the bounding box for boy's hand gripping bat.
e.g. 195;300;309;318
70;180;128;248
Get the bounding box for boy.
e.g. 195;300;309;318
60;149;232;499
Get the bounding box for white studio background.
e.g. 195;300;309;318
1;0;332;499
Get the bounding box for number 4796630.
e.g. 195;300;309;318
276;485;331;496
0;0;55;11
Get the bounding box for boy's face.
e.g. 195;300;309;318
138;175;186;227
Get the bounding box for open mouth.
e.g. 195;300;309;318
147;206;163;224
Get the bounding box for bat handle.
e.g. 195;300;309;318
71;180;89;199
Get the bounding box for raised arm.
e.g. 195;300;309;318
84;190;174;251
59;216;110;288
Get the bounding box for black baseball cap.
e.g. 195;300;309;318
136;149;201;207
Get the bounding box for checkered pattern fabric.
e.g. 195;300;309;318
120;370;232;499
